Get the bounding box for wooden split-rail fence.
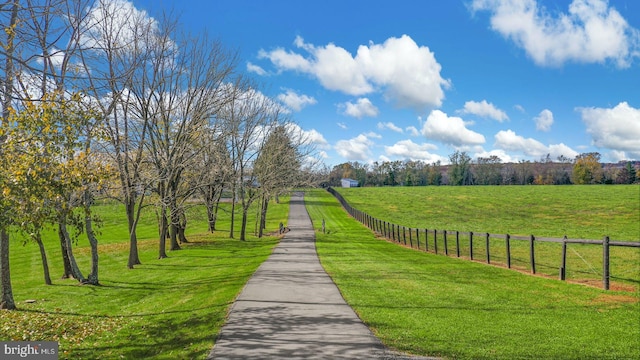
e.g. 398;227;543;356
326;187;640;290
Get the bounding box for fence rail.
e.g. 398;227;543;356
326;187;640;290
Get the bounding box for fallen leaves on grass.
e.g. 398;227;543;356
0;309;125;345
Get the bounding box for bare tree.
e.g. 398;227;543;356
220;81;278;240
253;123;302;236
138;22;238;257
77;0;160;268
474;155;503;185
197;130;232;233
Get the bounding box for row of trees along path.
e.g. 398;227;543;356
0;1;316;310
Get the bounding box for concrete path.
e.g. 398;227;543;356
207;192;422;359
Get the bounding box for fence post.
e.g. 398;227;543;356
425;229;429;252
392;224;396;242
434;229;438;255
529;235;536;274
444;230;449;256
456;231;460;257
506;234;511;269
560;236;567;281
409;228;413;248
603;236;610;290
403;226;407;245
485;233;491;264
469;232;474;260
416;228;420;250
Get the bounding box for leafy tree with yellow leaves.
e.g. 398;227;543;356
2;92;108;289
572;152;604;184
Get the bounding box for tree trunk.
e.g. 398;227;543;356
59;224;73;278
168;183;181;250
206;198;216;233
0;1;17;310
158;208;168;259
126;197;142;269
229;188;236;239
212;190;223;231
168;208;181;250
0;229;16;310
259;196;269;237
59;216;85;282
240;208;248;241
84;192;99;285
177;211;188;244
169;223;180;250
35;234;52;285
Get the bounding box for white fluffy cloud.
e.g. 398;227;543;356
377;122;403;133
334;134;374;161
260;35;450;110
578;102;640;159
341;98;379;118
534;109;554;131
460;100;508;122
82;0;161;52
284;123;329;150
247;62;267;76
472;0;640;67
277;89;317;111
473;149;518;163
422;110;486;147
301;128;329;149
406;126;420;137
384;140;443;162
494;129;578;159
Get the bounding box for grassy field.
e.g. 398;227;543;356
334;185;640;288
305;188;640;360
0;198;289;359
336;185;639;240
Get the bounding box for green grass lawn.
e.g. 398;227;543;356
1;197;289;359
336;185;639;240
334;185;640;288
305;189;640;360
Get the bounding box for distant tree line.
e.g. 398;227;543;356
325;151;639;187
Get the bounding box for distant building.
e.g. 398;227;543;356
341;178;359;188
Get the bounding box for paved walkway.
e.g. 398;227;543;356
207;192;427;359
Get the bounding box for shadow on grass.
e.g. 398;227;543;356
69;309;222;359
19;302;230;318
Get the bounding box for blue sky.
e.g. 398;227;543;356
133;0;640;166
